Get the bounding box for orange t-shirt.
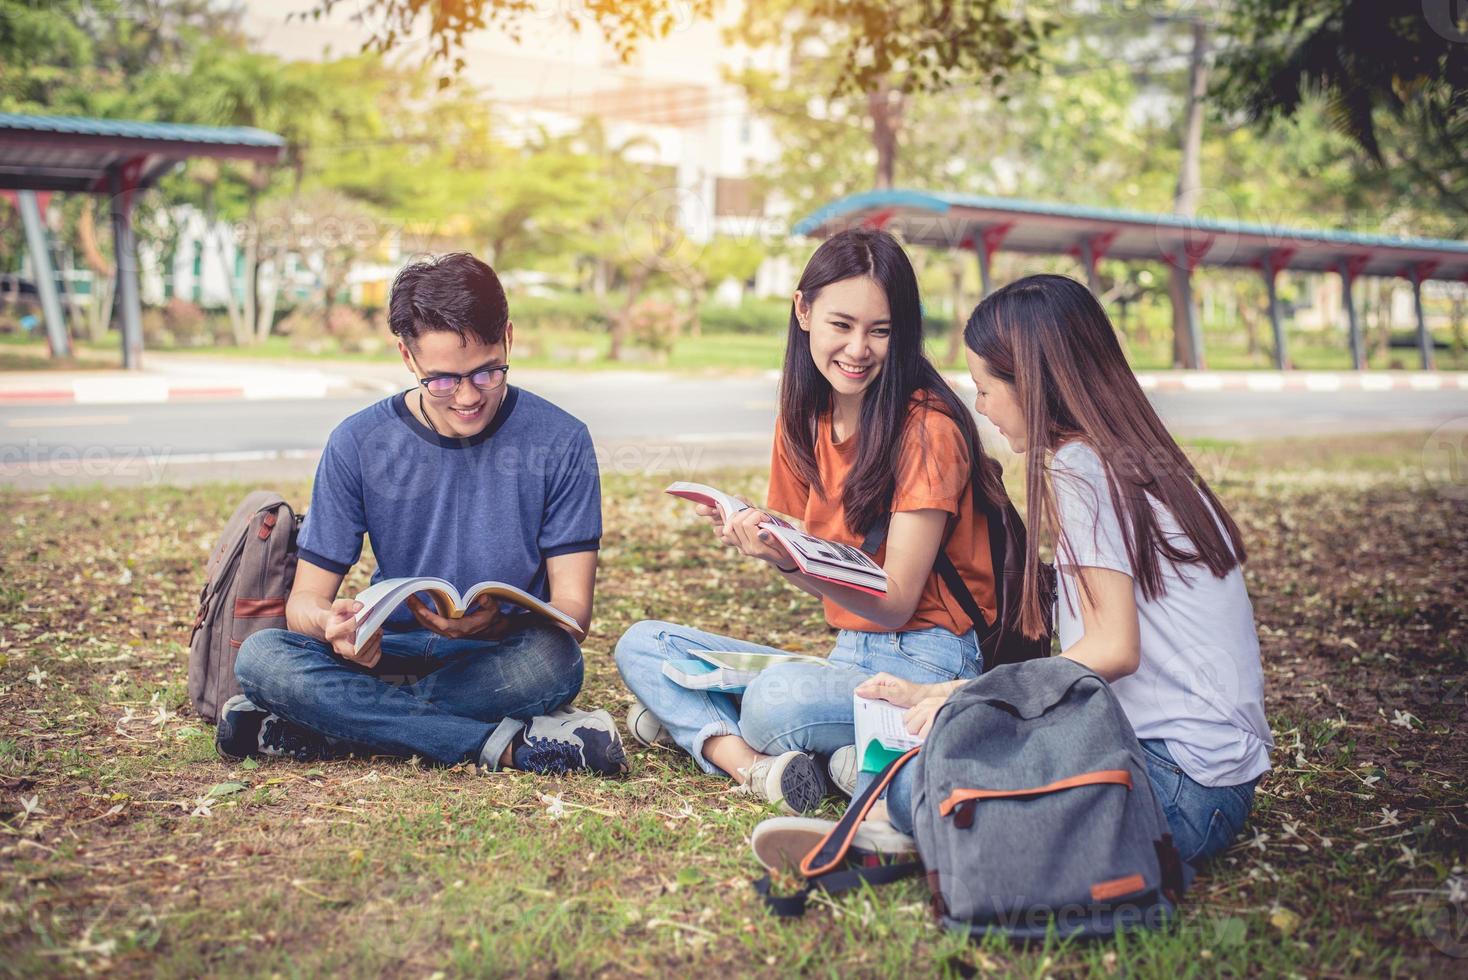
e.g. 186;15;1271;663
766;398;998;635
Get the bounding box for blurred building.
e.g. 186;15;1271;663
237;0;797;303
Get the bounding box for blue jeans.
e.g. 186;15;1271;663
1139;738;1258;867
614;620;982;817
234;624;584;768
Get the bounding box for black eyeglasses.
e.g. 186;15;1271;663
411;356;511;398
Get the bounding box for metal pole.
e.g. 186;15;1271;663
1176;263;1205;369
974;237;993;299
1409;266;1435;370
109;170;145;370
1264;265;1288;370
1339;261;1364;370
1080;238;1102;297
16;190;71;358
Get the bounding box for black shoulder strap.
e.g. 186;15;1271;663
860;512;993;635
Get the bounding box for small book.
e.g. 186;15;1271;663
665;481;888;597
351;577;584;654
660;647;828;694
853;693;925;774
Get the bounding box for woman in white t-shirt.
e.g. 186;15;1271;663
860;273;1272;867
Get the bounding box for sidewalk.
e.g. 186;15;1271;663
1;354;1466;405
0;353;398;404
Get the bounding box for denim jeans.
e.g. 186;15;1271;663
1139;738;1258;867
613;620;982;817
234;624;584;768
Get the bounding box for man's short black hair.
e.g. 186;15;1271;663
388;252;509;348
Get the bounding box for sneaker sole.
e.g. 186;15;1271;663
777;753;825;815
751;816;917;872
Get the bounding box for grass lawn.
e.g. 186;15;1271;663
0;434;1464;975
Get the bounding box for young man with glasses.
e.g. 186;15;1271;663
217;252;626;776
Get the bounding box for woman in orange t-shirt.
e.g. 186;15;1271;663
615;228;1010;817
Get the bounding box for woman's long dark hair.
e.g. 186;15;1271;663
964;273;1246;638
779;228;1006;535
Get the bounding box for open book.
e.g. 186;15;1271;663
661;648;828;693
853;693;925;774
351;577;584;654
665;481;888;596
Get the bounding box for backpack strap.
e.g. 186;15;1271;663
860;514;994;637
753;748;924;917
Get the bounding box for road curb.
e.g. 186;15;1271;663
0;373;358;405
941;371;1468;393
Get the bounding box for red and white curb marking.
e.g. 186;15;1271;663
0;373;340;404
937;371;1468;393
1133;372;1468;393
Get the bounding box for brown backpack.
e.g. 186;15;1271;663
187;490;302;723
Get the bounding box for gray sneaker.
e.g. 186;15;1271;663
736;751;824;814
215;694;342;762
511;707;628;777
827;744;858;797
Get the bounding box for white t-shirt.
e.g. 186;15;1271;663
1051;442;1272;787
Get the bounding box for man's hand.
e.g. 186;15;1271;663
322;598;382;668
406;593;518;641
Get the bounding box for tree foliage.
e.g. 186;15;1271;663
1214;0;1468;230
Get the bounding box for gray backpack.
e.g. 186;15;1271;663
187;491;302;723
762;658;1186;940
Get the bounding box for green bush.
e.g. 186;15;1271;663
511;292;790;337
696;296;788;334
513;292;613;334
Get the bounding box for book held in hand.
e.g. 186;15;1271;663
853;693;925;774
661;647;829;694
665;481;888;596
351;577;584;654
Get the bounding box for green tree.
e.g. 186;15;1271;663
731;0;1048;190
681;235;766;339
1214;0;1468;234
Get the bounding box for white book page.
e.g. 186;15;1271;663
762;525;885;578
665;482;794;529
853;694;924;752
461;581;583;635
353;577;460;652
689;649;828;672
665;482;748;522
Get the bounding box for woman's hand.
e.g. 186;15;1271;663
719;503;795;569
903;695;948;739
693;503;725;532
854;672;932;709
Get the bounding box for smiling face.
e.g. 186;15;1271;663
796;275;891;404
399;324;513;438
965;348;1027;453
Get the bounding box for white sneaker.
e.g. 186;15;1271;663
736;751;824;814
750;815;917;872
827;744;858;797
625;698;676;749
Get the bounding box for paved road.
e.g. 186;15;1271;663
2;372;1466;488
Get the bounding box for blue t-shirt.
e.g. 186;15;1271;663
298;386;601;628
